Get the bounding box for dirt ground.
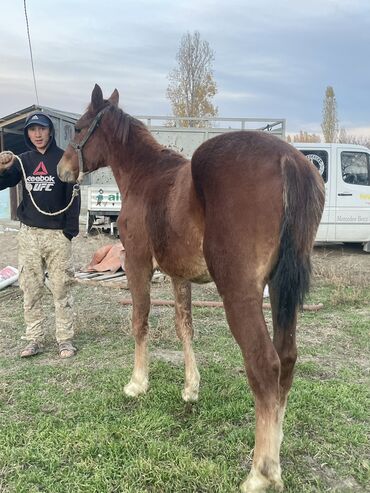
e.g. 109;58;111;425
1;219;369;279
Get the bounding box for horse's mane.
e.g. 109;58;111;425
94;103;161;152
108;106;145;145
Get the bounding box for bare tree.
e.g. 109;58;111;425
287;131;321;143
338;127;370;148
321;86;339;142
167;31;217;127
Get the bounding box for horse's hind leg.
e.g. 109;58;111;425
221;290;284;493
123;258;153;398
172;278;200;402
206;255;283;492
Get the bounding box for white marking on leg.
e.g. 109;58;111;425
242;404;284;492
124;337;149;397
182;342;200;402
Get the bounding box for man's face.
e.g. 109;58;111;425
27;125;51;152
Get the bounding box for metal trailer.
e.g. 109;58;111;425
85;115;286;234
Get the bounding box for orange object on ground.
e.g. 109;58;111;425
85;244;125;273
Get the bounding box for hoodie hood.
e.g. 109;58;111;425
24;112;56;151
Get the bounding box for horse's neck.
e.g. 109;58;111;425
108;130;164;195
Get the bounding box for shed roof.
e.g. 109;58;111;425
0;105;79;154
0;105;80;127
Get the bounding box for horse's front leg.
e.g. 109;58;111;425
172;278;200;402
123;257;153;398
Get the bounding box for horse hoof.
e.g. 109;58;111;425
240;472;283;493
124;380;148;397
182;387;199;402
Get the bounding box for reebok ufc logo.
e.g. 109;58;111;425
26;173;55;192
33;161;48;175
26;161;55;191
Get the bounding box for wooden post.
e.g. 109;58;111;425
1;128;17;220
10;186;19;220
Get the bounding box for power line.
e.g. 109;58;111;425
23;0;40;105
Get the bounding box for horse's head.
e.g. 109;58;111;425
57;84;119;183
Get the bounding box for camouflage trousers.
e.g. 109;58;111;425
18;225;75;344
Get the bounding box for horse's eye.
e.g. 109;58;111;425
74;127;81;134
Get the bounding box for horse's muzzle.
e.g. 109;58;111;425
57;159;78;183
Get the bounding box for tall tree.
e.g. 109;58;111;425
321;86;339;142
167;31;217;127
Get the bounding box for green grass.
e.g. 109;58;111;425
0;276;369;493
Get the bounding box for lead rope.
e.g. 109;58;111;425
10;153;80;216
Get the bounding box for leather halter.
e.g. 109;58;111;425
70;106;108;181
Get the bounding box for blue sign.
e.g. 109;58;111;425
0;189;10;219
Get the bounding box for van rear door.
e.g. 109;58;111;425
296;146;334;242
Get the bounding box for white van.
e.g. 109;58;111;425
294;143;370;251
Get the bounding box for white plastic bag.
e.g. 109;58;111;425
0;266;19;290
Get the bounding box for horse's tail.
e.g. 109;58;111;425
270;153;325;328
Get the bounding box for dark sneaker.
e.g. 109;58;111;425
20;341;44;358
59;341;77;359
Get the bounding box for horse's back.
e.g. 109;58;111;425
192;131;298;201
191;133;286;231
191;130;321;224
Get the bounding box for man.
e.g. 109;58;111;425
0;112;80;358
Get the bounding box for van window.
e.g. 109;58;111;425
299;150;328;183
341;152;370;186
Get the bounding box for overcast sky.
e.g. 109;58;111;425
1;0;370;136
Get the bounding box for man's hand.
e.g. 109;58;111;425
0;151;15;172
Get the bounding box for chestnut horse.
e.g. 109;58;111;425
58;85;324;493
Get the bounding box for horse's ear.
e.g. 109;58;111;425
108;89;119;106
91;84;104;110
